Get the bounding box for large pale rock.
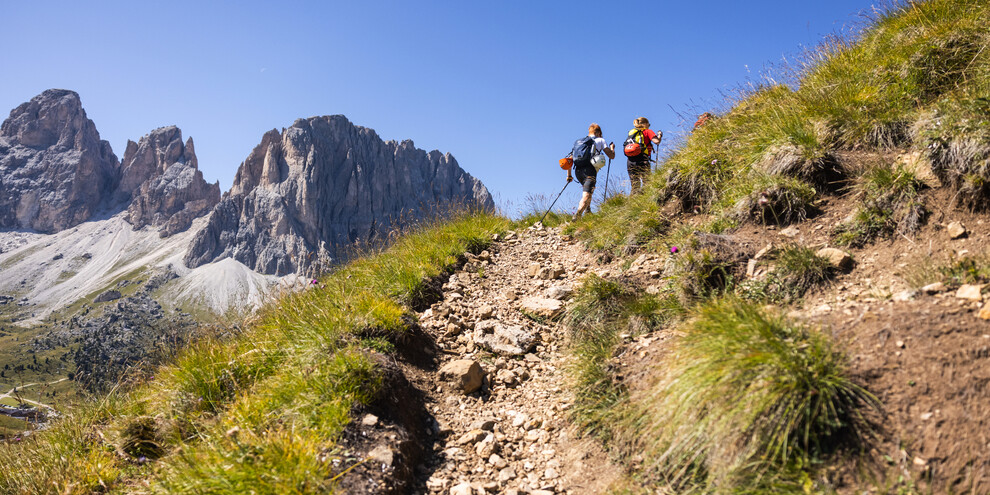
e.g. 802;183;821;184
118;126;220;237
439;359;484;394
518;296;564;319
473;319;535;355
185;115;493;275
816;247;854;271
956;284;984;302
0;89;120;232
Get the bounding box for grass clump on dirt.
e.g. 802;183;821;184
615;298;879;491
738;244;835;303
916;96;990;209
834;163;927;247
0;209;509;494
732;174;817;226
565;275;683;441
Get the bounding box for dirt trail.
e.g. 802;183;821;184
409;225;622;494
0;377;66;410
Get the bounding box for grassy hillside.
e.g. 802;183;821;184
0;210;508;494
562;0;990;492
4;1;989;493
577;0;989;255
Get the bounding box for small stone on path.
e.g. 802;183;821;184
518;297;564;319
816;247;854;271
947;221;967;239
439;360;485;394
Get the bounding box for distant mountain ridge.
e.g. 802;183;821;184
185;115;494;275
0;89;494;301
0;90;219;235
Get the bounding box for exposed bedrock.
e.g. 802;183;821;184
118;126;220;237
185;115;494;275
0;89;120;232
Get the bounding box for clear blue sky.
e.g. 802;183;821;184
0;0;881;215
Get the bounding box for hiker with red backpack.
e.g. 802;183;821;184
623;117;663;194
566;123;615;220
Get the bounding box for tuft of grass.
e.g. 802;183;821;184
834;163;927;247
618;298;879;491
739;245;835;303
732;174;818;225
0;394;126;495
916;96;990;209
664;233;745;303
565;275;684;441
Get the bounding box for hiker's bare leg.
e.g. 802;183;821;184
575;191;593;218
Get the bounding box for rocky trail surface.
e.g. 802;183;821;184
340;225;624;494
412;225;621;494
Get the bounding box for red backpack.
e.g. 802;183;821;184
623;128;646;157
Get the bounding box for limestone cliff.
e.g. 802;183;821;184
117;126;220;237
0;89;119;232
185;115;494;275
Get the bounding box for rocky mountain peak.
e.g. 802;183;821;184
186;114;494;275
0;89;119;233
118;126;220;237
1;89;89;149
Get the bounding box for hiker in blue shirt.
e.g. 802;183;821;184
567;123;615;220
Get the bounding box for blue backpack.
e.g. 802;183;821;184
571;136;596;165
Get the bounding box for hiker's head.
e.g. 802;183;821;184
634;117;650;130
588;123;602;137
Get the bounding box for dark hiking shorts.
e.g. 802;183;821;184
574;161;597;193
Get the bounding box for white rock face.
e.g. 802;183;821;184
185;115;494;276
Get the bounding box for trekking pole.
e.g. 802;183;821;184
603;156;612;201
539;180;570;225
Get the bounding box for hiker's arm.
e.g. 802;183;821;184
566;170;573;182
651;130;663;145
604;142;616;160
